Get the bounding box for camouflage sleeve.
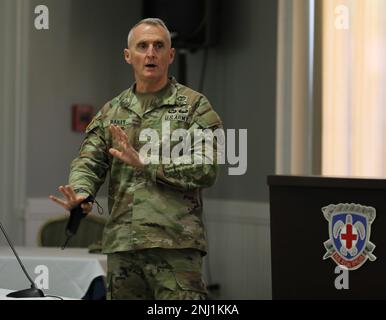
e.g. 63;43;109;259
69;107;110;197
143;96;223;191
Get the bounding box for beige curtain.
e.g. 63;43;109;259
322;0;386;177
276;0;322;175
0;0;30;244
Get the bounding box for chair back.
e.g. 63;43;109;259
38;214;106;248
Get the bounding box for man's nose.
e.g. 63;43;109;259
146;45;156;57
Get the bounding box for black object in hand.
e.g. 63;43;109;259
62;195;94;249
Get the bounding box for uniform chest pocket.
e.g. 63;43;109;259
103;117;141;148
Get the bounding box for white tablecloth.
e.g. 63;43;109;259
0;288;77;300
0;247;107;299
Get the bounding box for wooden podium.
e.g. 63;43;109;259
268;175;386;299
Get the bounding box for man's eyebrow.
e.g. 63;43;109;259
134;40;147;47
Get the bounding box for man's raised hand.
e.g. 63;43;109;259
49;185;93;214
108;125;145;169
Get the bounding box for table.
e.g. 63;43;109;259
0;247;107;299
0;288;76;300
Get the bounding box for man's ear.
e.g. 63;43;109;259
124;48;132;64
169;48;176;65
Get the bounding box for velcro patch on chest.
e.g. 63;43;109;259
164;107;190;122
109;119;130;126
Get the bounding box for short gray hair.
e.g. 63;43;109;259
127;18;172;47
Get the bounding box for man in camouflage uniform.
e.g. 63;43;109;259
50;18;222;300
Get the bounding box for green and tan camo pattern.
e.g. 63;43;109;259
106;248;207;300
69;78;223;254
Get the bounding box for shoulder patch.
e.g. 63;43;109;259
85;118;99;133
85;111;103;133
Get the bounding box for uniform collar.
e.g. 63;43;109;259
119;77;179;117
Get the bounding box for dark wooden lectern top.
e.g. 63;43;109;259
268;174;386;189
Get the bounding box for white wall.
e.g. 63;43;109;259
26;0;141;198
204;199;271;299
186;0;278;203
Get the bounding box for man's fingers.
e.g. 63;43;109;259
118;139;130;151
58;185;73;200
110;125;134;159
53;185;87;210
64;185;78;202
110;125;128;145
109;125;119;140
66;185;78;199
113;126;134;151
49;195;69;209
117;126;128;141
110;125;121;146
112;124;125;136
109;148;123;159
109;128;140;167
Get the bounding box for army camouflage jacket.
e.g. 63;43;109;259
69;78;223;254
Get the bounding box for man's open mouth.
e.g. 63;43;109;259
145;64;157;68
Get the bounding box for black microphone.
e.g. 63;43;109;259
0;221;45;298
62;195;94;249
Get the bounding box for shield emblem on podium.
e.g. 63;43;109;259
322;203;376;270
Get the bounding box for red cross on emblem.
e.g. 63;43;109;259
341;224;358;249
